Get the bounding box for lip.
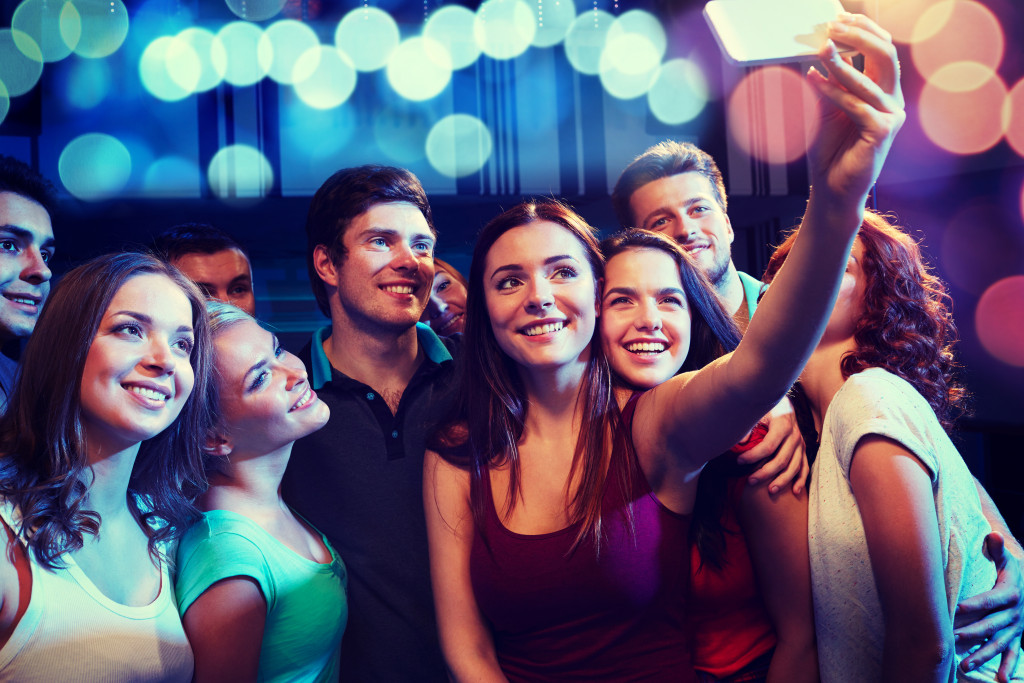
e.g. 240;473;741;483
379;280;420;298
621;337;670;364
435;312;464;335
122;381;173;408
519;317;568;339
2;292;43;312
290;387;317;412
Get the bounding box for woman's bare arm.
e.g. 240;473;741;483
183;577;267;683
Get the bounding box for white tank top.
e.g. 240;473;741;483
0;502;194;682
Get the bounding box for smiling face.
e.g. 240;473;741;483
79;273;196;458
0;191;54;342
601;247;692;389
628;172;734;290
173;247;255;316
483;220;598;374
212;318;329;456
422;266;467;336
327;201;436;333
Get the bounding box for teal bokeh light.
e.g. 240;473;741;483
143;156;201;197
425;6;480;70
0;81;8;127
65;0;129;59
607;10;666;60
335;8;400;72
647;59;708;125
599;33;660;99
564;9;613;75
63;58;112;109
0;29;43;97
259;20;320;85
531;0;576;48
293;46;357;110
178;27;224;93
140;36;200;102
426;114;493;178
213;21;268;87
59;133;132;201
475;0;536;60
225;0;285;22
208;145;273;200
12;0;74;62
386;37;452;102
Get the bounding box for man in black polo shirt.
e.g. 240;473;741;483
283;166;456;682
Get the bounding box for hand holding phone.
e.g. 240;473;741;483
704;0;850;66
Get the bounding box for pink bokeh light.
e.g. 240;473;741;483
975;275;1024;367
726;66;819;166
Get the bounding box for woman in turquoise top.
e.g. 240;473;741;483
176;301;347;683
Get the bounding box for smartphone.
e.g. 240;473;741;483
704;0;849;66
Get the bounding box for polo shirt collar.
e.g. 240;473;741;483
309;322;452;390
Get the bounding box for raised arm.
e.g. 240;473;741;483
632;14;905;512
183;577;268;683
423;450;508;683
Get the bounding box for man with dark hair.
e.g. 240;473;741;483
612;140;763;331
151;222;256;315
283;165;453;682
0;155;56;408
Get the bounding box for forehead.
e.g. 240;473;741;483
107;273;192;318
605;247;682;289
344;202;433;243
174;248;251;281
0;191;54;243
628;172;719;218
213;318;269;376
485;220;593;271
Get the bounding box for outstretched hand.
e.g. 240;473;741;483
807;13;905;213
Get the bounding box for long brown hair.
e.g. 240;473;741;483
0;253;213;568
433;199;620;553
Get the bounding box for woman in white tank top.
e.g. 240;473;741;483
0;252;213;682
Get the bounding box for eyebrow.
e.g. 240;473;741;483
111;311;194;334
0;225;56;249
489;254;578;280
361;227;436;245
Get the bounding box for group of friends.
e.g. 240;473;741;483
0;15;1022;683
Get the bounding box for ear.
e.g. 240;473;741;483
203;433;233;457
724;214;735;245
313;244;339;287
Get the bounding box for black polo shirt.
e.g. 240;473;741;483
282;323;459;683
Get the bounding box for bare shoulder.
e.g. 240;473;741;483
0;514;31;649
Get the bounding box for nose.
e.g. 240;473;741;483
392;241;421;273
429;294;448;319
525;276;554;312
282;352;308;391
143;337;176;373
679;215;702;243
635;300;662;332
21;247;51;285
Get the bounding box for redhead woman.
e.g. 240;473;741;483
765;211;1024;683
600;229;817;683
0;252;211;681
422;258;468;336
175;302;347;683
425;16;904;679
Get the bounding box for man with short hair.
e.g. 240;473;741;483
612;140;763;331
282;165;453;682
152;222;256;315
0;155;56;408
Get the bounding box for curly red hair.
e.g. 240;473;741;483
764;210;967;432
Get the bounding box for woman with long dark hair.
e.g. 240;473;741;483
422;258;468;336
0;252;212;681
764;211;1024;682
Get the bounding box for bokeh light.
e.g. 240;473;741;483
62;58;111;109
66;0;129;59
12;0;74;62
878;0;951;44
293;46;357;109
335;8;400;72
474;0;536;60
386;37;452;102
178;27;225;93
59;133;132;201
1003;78;1024;159
259;20;319;85
599;32;661;100
143;156;201;197
140;36;200;102
647;59;709;125
531;0;576;48
213;21;268;87
373;110;430;166
726;66;819;165
425;6;481;70
911;0;1003;81
426;114;493;178
564;10;613;75
975;276;1024;367
926;60;996;93
940;203;1023;294
0;29;43;97
225;0;285;22
208;145;273;200
919;69;1006;155
0;81;8;127
607;10;666;61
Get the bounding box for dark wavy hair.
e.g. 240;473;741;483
0;253;213;569
0;154;57;215
611;140;727;229
432;199;619;553
764;210;966;432
600;229;744;569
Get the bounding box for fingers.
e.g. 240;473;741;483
768;435;804;495
955;606;1016;643
956;585;1017;623
959;621;1023;674
987;532;1008;564
827;13;902;101
997;647;1019;683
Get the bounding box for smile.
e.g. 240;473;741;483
522;321;564;336
124;384;171;402
290;387;315;412
437;313;463;334
381;284;415;295
3;294;40;307
626;341;667;354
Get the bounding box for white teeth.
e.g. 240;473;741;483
382;285;414;294
291;388;312;412
523;322;564;337
127;385;169;401
8;297;36;306
626;341;667;354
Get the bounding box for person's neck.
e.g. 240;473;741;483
716;261;746;319
518;354;589;440
323;314;423;394
198;443;293;516
799;337;857;435
81;442;142;519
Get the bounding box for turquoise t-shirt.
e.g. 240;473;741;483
176;509;348;683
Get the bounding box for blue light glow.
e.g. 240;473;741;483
177;27;224;92
599;33;660;99
335;8;400;72
426;114;493;178
140;36;200;102
65;0;129;60
386;37;452;102
259;20;320;85
143;156;201;197
531;0;576;48
59;133;132;201
564;9;612;75
0;29;43;97
293;46;357;110
647;58;709;125
63;57;112;109
475;0;536;60
425;6;480;70
12;0;74;62
213;21;268;87
208;144;273;200
225;0;285;22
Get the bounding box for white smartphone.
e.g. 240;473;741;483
704;0;849;66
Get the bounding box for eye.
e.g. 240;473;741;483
0;240;17;254
173;336;195;355
608;296;632;306
691;205;710;215
649;217;670;230
370;237;388;248
436;278;451;293
41;250;53;263
273;338;284;359
229;284;251;296
249;370;270;392
553;266;578;280
496;276;522;291
115;323;144;338
661;296;685;308
413;241;433;255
